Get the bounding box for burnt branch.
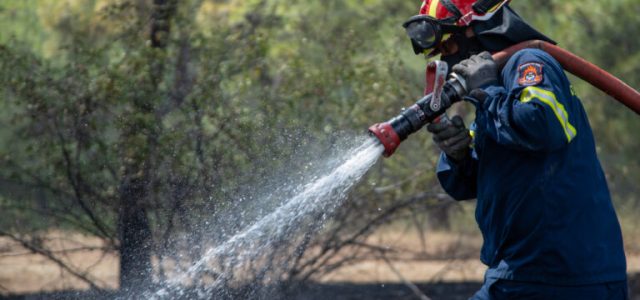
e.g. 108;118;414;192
380;254;432;300
290;191;444;283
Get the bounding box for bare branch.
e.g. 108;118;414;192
380;254;432;300
0;230;105;292
53;120;116;243
0;246;110;257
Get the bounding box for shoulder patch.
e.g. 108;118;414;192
517;62;544;86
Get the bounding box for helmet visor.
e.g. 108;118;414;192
404;19;439;52
403;16;443;54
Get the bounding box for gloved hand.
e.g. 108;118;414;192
426;115;472;162
466;88;489;107
452;51;498;91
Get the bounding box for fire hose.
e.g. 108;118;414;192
368;40;640;157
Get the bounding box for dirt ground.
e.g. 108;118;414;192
0;231;118;294
0;230;638;299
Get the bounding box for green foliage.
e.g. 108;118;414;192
0;0;638;283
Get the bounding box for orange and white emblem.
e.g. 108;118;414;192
517;62;544;86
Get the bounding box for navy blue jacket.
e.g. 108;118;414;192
436;49;627;285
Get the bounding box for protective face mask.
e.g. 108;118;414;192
440;33;484;70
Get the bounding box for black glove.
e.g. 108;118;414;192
426;115;472;162
452;51;498;91
466;88;489;107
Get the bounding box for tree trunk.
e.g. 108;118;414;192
118;177;153;293
117;0;176;294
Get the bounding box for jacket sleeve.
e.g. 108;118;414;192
435;150;478;201
474;49;578;152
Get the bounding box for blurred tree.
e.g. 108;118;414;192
116;0;179;293
0;0;637;297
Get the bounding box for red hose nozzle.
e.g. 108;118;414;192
368;123;401;157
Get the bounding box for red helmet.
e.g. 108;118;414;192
404;0;510;54
419;0;510;26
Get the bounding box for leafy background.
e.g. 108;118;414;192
0;0;638;297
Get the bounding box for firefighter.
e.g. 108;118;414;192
403;0;628;298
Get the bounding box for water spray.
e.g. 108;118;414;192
150;138;383;299
369;40;640;157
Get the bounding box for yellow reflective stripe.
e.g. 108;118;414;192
487;1;505;13
429;0;440;17
520;86;577;142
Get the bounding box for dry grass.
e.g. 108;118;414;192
0;228;638;296
0;231;118;294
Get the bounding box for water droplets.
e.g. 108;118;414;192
149;137;384;299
